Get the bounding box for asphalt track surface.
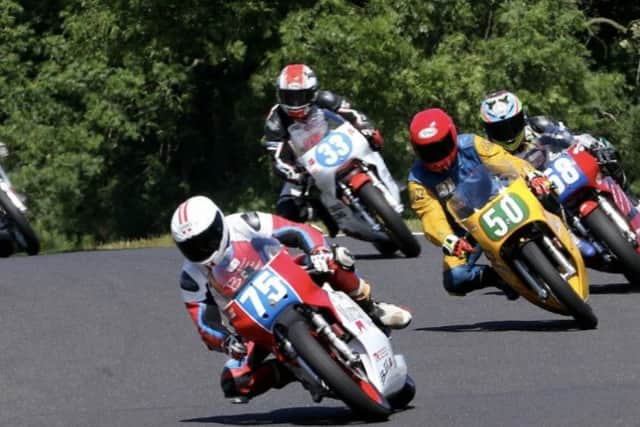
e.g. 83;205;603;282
2;237;640;427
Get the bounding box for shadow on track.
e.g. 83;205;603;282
181;405;388;425
589;282;640;295
415;319;581;333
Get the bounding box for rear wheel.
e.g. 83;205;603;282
520;241;597;330
285;317;392;419
582;206;640;285
357;182;420;258
0;189;39;255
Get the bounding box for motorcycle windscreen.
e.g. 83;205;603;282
447;164;507;220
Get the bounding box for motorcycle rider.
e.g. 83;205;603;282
171;195;412;402
263;63;385;235
479;90;640;244
407;108;555;300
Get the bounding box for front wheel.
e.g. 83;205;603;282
582;206;640;285
520;241;597;330
357;182;420;258
0;189;39;255
285;317;392;419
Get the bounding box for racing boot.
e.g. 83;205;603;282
568;229;596;260
350;279;412;331
480;267;519;301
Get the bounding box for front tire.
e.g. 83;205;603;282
285;317;392;419
582;206;640;285
0;189;39;255
520;241;597;329
357;182;420;258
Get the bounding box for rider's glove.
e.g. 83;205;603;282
442;234;475;259
527;171;553;197
276;162;306;185
361;128;384;151
222;334;247;360
309;246;335;274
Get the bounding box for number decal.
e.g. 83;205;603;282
237;269;288;318
315;132;353;167
480;194;529;240
543;154;587;200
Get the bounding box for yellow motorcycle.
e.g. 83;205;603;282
446;163;597;329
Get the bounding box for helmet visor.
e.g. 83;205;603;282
176;212;225;263
485;111;525;145
279;89;315;108
414;132;456;164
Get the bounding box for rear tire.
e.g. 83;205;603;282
0;189;39;255
582;206;640;285
285;317;392;419
520;241;597;330
357;182;420;258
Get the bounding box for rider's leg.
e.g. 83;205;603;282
324;245;412;329
443;251;519;300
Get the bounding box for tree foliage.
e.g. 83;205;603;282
0;0;637;250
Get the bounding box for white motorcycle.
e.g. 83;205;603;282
0;143;39;256
289;110;420;257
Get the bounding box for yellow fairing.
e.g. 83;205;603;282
450;177;589;314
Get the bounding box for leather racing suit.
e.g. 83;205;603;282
407;134;538;296
179;211;403;400
263;91;383;231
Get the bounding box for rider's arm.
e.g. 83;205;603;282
263;107;305;183
180;263;229;352
267;213;329;253
408;180;455;246
474;135;537;178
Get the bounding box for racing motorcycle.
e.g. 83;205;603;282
0;144;39;256
223;241;415;419
544;142;640;284
290;110;420;258
445;162;597;329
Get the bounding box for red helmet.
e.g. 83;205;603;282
409;108;458;173
276;64;318;119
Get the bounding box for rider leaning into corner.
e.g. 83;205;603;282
262;63;386;235
406;108;557;301
479;90;640;255
170;195;411;403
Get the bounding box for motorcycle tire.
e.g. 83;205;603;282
582;206;640;285
520;240;597;330
387;375;416;410
357;182;421;258
286;317;393;419
372;240;399;257
0;189;39;255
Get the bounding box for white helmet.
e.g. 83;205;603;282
276;63;318;119
170;195;229;264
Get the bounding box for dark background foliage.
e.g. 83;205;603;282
0;0;637;250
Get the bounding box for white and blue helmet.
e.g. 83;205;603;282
480;90;526;151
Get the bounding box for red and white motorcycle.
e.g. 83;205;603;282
289;109;420;257
225;242;415;419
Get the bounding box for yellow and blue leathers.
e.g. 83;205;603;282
408;133;536;295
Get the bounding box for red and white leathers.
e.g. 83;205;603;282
179;211;395;400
